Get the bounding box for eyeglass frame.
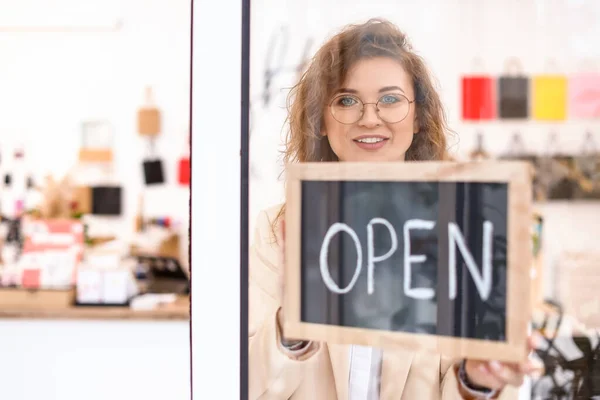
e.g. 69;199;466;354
328;92;416;125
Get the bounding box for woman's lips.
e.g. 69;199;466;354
353;136;389;150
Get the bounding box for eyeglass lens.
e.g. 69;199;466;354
330;94;411;124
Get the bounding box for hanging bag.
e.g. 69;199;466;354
137;86;161;136
498;58;529;119
468;130;491;161
537;132;576;200
461;58;496;121
142;137;165;185
532;60;568;121
569;60;600;119
177;131;190;185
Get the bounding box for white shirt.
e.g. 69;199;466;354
348;345;383;400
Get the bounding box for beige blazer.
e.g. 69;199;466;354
249;205;517;399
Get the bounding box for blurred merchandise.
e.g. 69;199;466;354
536;132;600;201
135;255;189;294
568;65;600;119
78;120;114;163
34;174;77;219
532;61;567;121
76;257;139;305
177;158;190;185
72;185;92;215
177;130;190;185
531;301;600;399
71;184;123;216
461;59;496;121
530;213;544;309
498;58;529;119
532;213;543;257
498;131;600;202
137;86;161;136
19;217;84;289
468;131;491;161
131;229;181;261
142;137;165;185
130;293;177;311
91;185;123;215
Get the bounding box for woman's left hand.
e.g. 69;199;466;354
464;335;544;391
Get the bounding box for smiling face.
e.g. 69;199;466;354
322;57;419;162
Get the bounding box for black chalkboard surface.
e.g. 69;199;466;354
283;162;532;363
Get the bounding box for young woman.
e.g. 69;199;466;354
249;18;539;399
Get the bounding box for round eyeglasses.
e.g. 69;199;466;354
329;93;415;125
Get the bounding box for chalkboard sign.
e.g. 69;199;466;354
283;161;533;363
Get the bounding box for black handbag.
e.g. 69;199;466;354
142;138;165;185
91;185;122;215
498;58;529;119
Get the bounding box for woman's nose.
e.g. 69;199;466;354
358;104;382;127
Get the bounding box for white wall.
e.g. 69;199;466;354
0;319;190;400
0;0;191;245
248;0;600;299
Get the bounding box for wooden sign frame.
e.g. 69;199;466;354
284;161;533;363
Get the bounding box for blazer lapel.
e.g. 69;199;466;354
379;348;414;400
327;344;349;400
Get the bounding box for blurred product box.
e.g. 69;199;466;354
76;255;139;305
556;251;600;330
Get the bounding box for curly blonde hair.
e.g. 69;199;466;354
273;18;452;230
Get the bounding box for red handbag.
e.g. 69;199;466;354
177;132;190;185
461;59;495;120
178;157;190;185
461;75;496;120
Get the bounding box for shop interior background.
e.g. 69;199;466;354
249;0;600;301
0;0;191;399
0;0;598;398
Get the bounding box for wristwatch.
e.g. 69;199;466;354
456;360;500;399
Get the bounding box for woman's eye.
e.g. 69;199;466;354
380;95;401;104
338;96;358;107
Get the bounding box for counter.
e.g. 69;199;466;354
0;295;190;320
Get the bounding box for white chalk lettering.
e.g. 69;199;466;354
448;221;493;301
319;223;363;294
403;219;436;300
318;219;497;301
366;218;398;295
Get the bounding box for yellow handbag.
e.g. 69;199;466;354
532;63;567;120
